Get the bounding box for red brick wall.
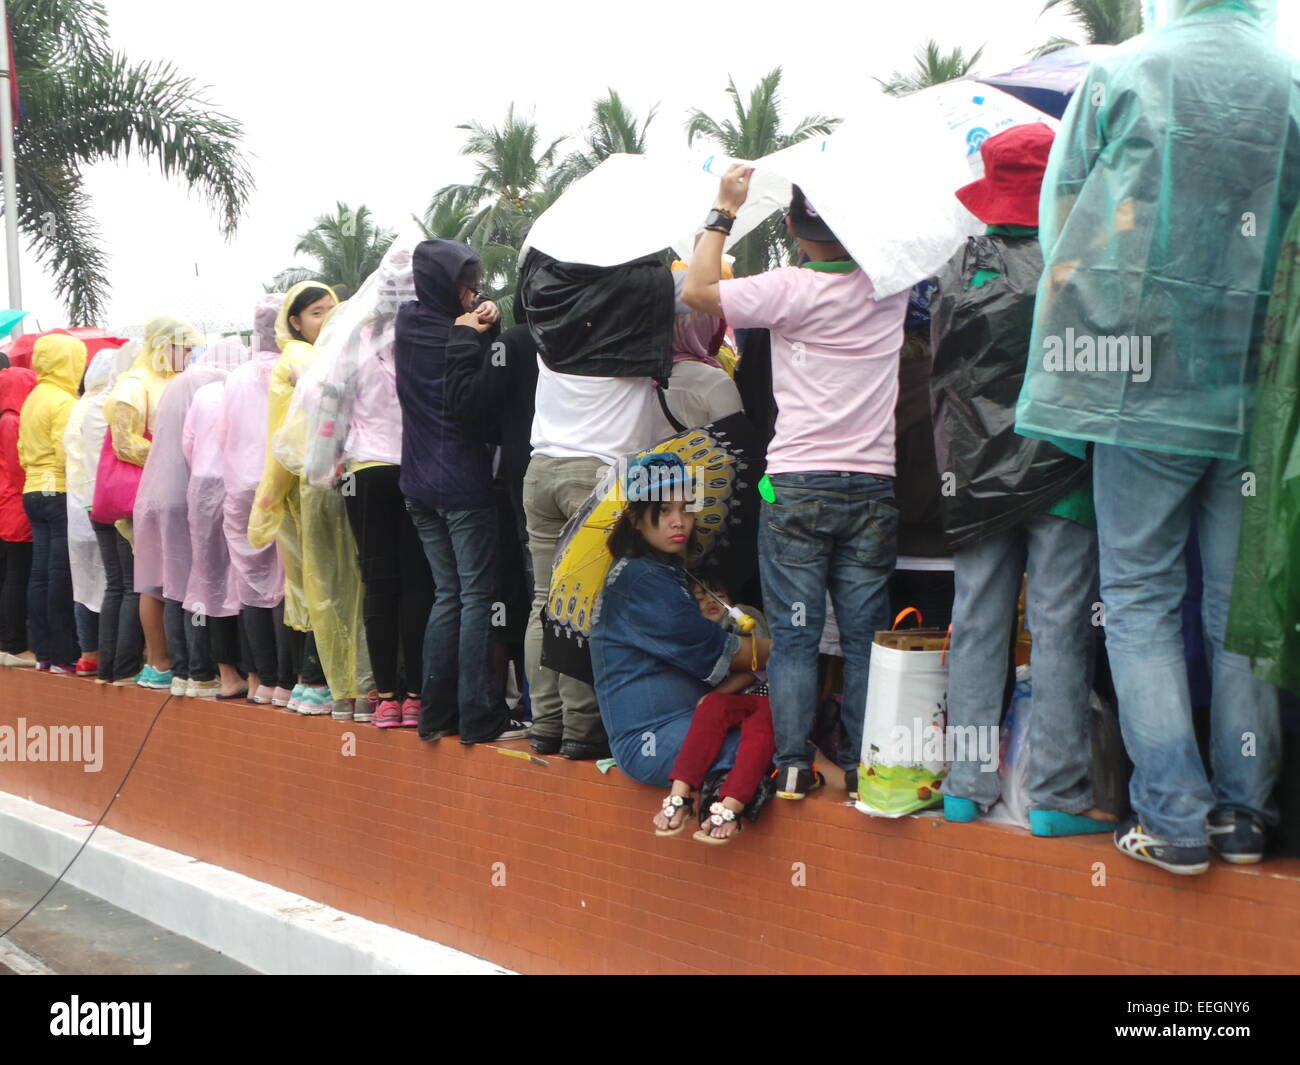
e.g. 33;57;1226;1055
1;670;1296;974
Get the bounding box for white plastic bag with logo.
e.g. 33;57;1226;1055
855;626;950;818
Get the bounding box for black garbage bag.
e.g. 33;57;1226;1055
518;248;674;380
930;235;1088;549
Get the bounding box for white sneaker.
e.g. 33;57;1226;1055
170;677;188;696
187;679;222;699
0;652;36;667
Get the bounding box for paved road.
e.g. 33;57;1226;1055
0;852;255;975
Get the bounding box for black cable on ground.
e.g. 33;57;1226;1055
0;690;174;940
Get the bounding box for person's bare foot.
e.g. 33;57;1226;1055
1081;807;1117;823
653;781;694;833
700;796;745;840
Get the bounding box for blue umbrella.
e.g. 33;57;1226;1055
977;45;1117;118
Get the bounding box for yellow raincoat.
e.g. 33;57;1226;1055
103;317;204;467
17;334;86;495
249;282;373;698
101;317;203;545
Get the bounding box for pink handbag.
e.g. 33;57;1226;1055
90;425;151;524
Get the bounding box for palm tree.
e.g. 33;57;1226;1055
685;68;839;276
1033;0;1143;56
267;202;395;300
557;89;657;185
420;105;566;324
878;39;987;96
8;0;253;324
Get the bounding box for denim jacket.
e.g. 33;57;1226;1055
590;555;740;776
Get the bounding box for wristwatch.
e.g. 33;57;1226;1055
703;207;735;235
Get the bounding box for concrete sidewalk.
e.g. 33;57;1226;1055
0;851;256;975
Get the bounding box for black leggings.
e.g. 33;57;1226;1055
343;463;433;695
0;539;32;654
91;520;144;681
285;626;327;687
241;604;293;691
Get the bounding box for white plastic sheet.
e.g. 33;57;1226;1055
522;85;1054;299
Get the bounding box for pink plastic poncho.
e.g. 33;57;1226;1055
183;378;238;617
220;297;285;609
131;365;226;599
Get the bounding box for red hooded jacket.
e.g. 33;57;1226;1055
0;366;37;541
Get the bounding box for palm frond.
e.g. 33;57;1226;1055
13;156;110;324
24;54;253;235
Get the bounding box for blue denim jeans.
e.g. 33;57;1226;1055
947;514;1098;810
1093;445;1281;845
22;492;78;666
758;471;898;771
407;502;506;743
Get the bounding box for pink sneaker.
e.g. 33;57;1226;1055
373;699;402;729
400;698;421;728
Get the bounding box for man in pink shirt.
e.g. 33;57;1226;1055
685;166;908;801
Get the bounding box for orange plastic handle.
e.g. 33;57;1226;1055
892;606;924;630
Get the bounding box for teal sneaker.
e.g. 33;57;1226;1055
137;665;174;690
295;686;333;715
286;683;306;711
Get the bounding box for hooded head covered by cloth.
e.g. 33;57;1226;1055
104;316;203;468
393;238;498;511
193;335;251;371
253;294;282;356
1015;0;1298;461
669;261;731;369
17;333;86;495
518;247;674;381
0;366;37;542
1145;0;1276;29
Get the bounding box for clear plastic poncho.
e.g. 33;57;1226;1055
248;282;373;697
183;378;238;617
62;344;133;610
247;282;338;628
221;296;285;610
1016;0;1300;460
273;234;417;483
132;365;227;600
266;246;417;699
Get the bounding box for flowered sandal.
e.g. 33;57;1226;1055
655;793;695;837
693;801;743;845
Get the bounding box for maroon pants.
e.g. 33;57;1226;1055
670;693;775;806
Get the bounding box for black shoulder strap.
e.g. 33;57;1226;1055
654;378;686;434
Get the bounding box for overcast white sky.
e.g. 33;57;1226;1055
4;0;1300;335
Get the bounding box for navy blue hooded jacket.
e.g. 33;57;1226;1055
395;239;496;511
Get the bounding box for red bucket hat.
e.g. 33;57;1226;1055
956;123;1056;228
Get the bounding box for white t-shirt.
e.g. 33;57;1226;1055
530;357;662;465
648;359;744;439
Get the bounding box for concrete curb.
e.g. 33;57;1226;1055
0;791;512;975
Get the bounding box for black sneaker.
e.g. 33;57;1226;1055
560;739;611;761
1207;810;1265;865
775;766;825;801
528;733;563;756
1113;817;1210;876
844;768;859;801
